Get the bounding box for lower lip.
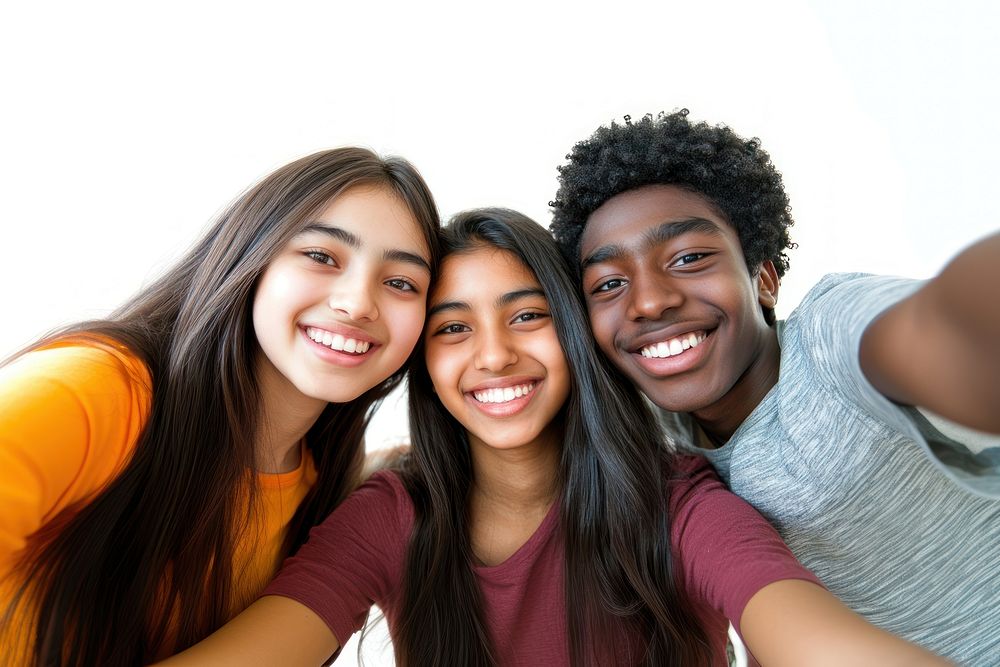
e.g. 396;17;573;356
632;331;713;377
466;383;541;418
300;328;376;368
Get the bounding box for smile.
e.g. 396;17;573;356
305;326;372;354
472;382;537;404
639;331;706;359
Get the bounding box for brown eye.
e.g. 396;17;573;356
674;253;706;266
305;250;336;266
593;278;626;293
385;278;417;292
436;323;469;335
513;311;548;324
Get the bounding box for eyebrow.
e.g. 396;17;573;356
580;217;724;270
300;223;431;274
427;287;545;318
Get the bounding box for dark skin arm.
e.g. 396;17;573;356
861;232;1000;433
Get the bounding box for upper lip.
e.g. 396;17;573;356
301;322;380;346
624;322;715;353
465;375;541;393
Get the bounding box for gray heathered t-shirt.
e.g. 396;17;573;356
658;273;1000;666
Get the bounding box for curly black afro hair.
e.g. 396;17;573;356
550;110;795;279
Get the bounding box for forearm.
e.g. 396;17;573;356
741;580;951;666
154;596;338;667
861;231;1000;432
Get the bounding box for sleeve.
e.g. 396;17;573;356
790;272;1000;497
669;456;822;639
262;471;412;647
0;343;151;571
787;273;921;414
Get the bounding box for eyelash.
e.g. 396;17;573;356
590;253;707;294
385;278;418;293
305;250;336;266
674;252;707;266
513;311;548;324
593;278;627;294
435;323;470;336
433;310;548;336
304;250;418;293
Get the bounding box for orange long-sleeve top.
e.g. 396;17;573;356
0;339;317;658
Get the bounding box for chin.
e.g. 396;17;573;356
641;382;711;415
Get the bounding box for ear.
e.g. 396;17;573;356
756;260;780;309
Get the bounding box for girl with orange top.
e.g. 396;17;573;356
0;148;440;666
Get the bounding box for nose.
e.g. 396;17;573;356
474;327;518;372
328;268;379;322
625;270;683;321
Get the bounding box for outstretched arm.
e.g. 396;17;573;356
861;232;1000;433
741;580;950;666
155;596;338;667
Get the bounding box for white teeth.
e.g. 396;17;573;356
305;327;372;355
473;382;536;404
639;332;707;359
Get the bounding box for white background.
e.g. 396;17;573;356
2;1;998;663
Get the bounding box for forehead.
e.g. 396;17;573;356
311;185;430;258
431;247;538;305
579;184;730;260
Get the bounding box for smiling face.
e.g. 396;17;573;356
252;185;432;407
424;246;570;454
579;184;779;430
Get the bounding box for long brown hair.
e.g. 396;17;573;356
395;209;711;665
2;148;440;666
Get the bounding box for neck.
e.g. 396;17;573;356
465;426;562;567
468;428;561;513
693;325;780;445
254;353;328;474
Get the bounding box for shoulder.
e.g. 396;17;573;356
665;455;821;634
667;454;796;562
666;454;753;537
353;469;413;513
666;455;724;505
1;337;152;402
0;338;153;565
308;469;415;545
778;274;922;396
788;273;922;335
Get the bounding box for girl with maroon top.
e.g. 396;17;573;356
161;210;945;666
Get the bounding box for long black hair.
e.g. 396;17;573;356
2;148;440;666
394;208;712;665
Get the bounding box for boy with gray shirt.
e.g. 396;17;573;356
550;110;1000;665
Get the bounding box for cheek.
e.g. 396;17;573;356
385;302;427;357
251;278;286;343
587;308;616;352
253;265;321;323
425;350;467;405
548;357;572;404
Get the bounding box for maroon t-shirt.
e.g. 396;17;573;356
264;456;820;665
